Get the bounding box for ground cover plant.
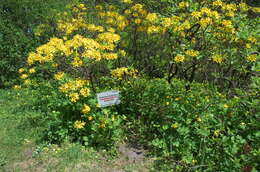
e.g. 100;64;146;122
4;0;260;171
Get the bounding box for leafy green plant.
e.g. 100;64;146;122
119;78;259;171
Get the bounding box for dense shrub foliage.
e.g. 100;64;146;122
120;78;259;171
12;0;260;171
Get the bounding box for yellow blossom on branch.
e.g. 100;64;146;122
80;88;90;97
18;68;25;73
191;11;201;19
213;0;223;7
111;67;137;79
212;54;224;64
88;116;93;121
171;122;178;129
178;2;189;9
20;74;28;79
246;54;257;62
174;54;185;63
185;50;199;57
54;72;64;80
29;68;36;74
69;93;80;103
74;120;86;129
146;13;157;22
13;85;21;89
82;104;91;114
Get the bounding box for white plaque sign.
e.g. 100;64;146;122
97;90;120;107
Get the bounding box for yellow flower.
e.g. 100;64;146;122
103;53;118;60
134;18;142;24
82;104;91;114
146;13;157;22
18;68;25;73
161;18;172;28
124;9;131;15
147;25;160;34
226;11;234;17
112;115;115;121
111;67;137;79
29;68;36;74
247;36;257;44
252;7;260;13
52;63;58;67
221;20;232;28
54;72;64;80
246;44;251;49
212;54;224;64
166;102;169;105
175;97;181;101
214;130;220;137
24;79;31;85
191;11;201;19
107;27;115;33
80;88;90;97
246;54;257;62
213;0;223;7
171;123;178;129
201;7;211;15
199;17;212;28
178;2;189;8
185;49;199;57
74;120;86;129
119;50;126;56
111;67;128;79
174;54;185;63
239;3;248;12
121;0;132;3
13;85;21;89
97;32;121;43
99;123;106;128
223;104;229;108
88;116;93;121
131;4;143;11
192;160;197;165
108;5;116;10
240;122;245;126
95;5;103;10
78;3;86;10
71;57;83;67
197;117;202;122
69;93;79;103
20;74;28;79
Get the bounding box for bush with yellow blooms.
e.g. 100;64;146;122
16;0;259;171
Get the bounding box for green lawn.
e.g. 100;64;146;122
0;89;155;172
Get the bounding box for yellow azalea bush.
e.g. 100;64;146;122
25;1;258;90
99;0;259;88
16;1;259;170
18;2;131;146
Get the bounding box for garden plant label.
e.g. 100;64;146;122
97;90;120;107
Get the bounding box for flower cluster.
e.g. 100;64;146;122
246;54;257;62
73;120;86;129
212;54;224;64
174;54;185;63
111;67;138;80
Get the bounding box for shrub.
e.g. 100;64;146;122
15;0;259;170
119;78;259;171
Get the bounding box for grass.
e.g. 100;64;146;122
0;89;155;172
